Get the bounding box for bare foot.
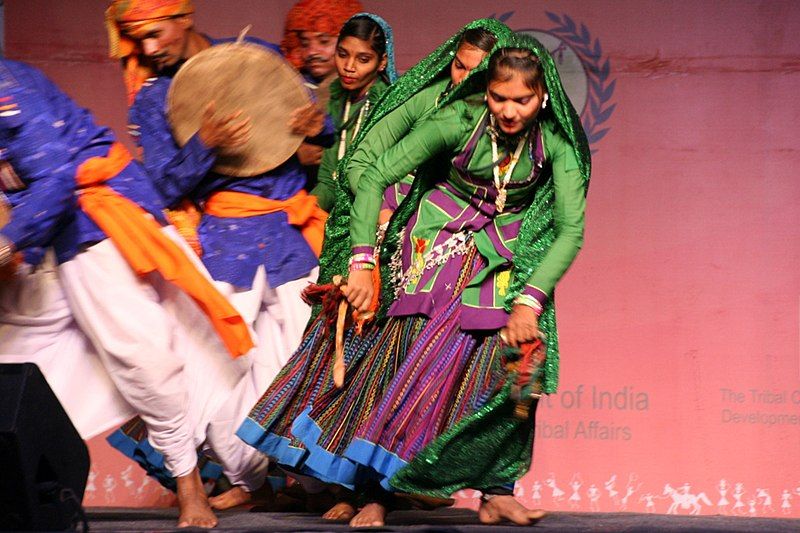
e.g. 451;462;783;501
323;501;356;521
176;468;218;528
208;485;252;510
478;495;546;525
349;502;387;528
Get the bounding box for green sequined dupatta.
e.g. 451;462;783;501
390;382;536;497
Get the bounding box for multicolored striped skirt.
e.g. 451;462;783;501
245;246;507;492
236;311;352;466
338;297;507;490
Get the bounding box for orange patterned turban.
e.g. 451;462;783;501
105;0;195;105
281;0;363;70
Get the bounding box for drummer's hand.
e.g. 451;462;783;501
288;103;324;138
296;143;323;166
341;269;374;313
0;235;16;269
198;101;252;150
378;209;394;226
500;305;540;348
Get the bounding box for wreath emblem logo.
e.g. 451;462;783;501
494;11;617;150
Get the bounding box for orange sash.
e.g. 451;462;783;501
204;189;327;256
75;143;253;358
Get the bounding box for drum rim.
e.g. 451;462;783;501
167;41;311;177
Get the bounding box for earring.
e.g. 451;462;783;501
483;93;488;102
542;93;549;109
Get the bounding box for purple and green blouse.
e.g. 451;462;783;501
350;98;585;330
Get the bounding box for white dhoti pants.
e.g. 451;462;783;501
59;228;268;488
214;265;319;493
0;252;134;439
216;265;317;394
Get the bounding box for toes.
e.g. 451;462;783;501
323;503;355;521
479;497;545;525
348;504;386;528
528;509;547;520
510;512;532;525
349;515;375;528
178;518;217;529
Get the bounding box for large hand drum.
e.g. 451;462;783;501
168;42;311;177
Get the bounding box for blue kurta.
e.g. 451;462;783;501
129;36;333;289
0;60;165;264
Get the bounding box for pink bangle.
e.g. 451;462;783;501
513;294;544;316
349;252;376;267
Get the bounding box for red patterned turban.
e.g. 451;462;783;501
281;0;363;70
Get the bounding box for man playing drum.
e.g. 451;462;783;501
105;0;334;508
0;58;267;529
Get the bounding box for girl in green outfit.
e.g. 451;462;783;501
236;10;397;516
339;34;591;527
311;13;397;213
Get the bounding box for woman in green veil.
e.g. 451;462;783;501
337;33;591;526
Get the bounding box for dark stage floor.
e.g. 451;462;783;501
85;507;800;532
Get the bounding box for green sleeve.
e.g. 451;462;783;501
526;126;586;296
345;80;445;194
311;141;339;212
350;102;470;248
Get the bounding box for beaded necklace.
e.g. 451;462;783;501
337;97;370;161
488;114;528;213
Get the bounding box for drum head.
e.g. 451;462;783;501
168;42;310;177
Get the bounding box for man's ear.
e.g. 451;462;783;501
176;14;194;31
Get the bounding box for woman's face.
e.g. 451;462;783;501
335;36;386;97
450;43;488;86
486;71;543;135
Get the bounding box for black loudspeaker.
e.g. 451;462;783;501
0;363;90;531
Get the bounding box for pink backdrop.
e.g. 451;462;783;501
6;0;799;517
